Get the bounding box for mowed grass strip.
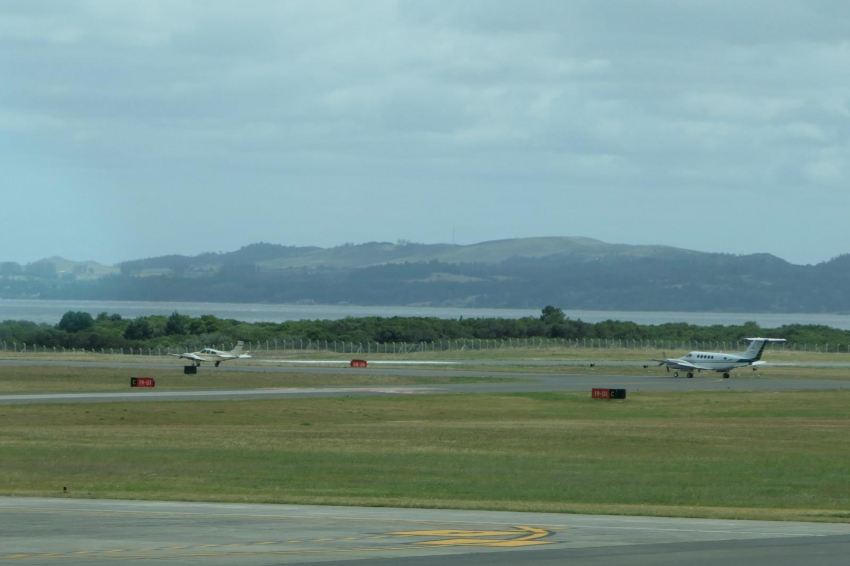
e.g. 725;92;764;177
0;366;514;394
1;391;849;522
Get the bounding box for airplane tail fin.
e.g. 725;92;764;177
230;341;244;356
739;338;785;362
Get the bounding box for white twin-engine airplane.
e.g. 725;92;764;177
174;341;252;367
653;337;785;379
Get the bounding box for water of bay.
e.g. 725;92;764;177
1;299;849;329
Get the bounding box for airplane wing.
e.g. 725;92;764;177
659;359;701;370
173;353;211;362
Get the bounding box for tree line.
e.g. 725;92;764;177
1;307;849;351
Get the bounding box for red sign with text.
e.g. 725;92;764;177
131;377;155;388
350;359;368;368
591;388;610;399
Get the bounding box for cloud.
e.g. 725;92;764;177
0;1;848;264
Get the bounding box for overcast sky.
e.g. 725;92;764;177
1;1;848;265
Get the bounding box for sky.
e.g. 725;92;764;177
1;0;848;266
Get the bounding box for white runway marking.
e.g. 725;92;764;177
254;359;461;365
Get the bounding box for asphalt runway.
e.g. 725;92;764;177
3;497;850;565
1;359;848;404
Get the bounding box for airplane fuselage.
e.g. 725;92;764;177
654;338;783;378
174;342;251;366
671;351;756;372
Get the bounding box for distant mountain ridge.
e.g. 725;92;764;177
113;237;721;276
2;237;847;313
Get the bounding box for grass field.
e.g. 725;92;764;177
2;391;849;522
0;366;516;394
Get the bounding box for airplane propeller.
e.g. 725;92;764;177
658;352;670;371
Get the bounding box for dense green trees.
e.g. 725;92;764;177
123;318;154;340
540;305;566;325
165;311;187;335
0;309;849;352
57;311;94;333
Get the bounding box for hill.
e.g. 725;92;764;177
1;238;848;313
117;237;705;274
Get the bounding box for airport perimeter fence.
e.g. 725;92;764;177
2;338;849;356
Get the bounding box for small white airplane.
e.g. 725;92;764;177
174;341;252;367
653;337;785;379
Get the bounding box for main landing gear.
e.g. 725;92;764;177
723;372;730;379
687;372;694;379
215;361;221;367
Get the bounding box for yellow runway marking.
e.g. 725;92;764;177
0;524;557;560
390;526;553;547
